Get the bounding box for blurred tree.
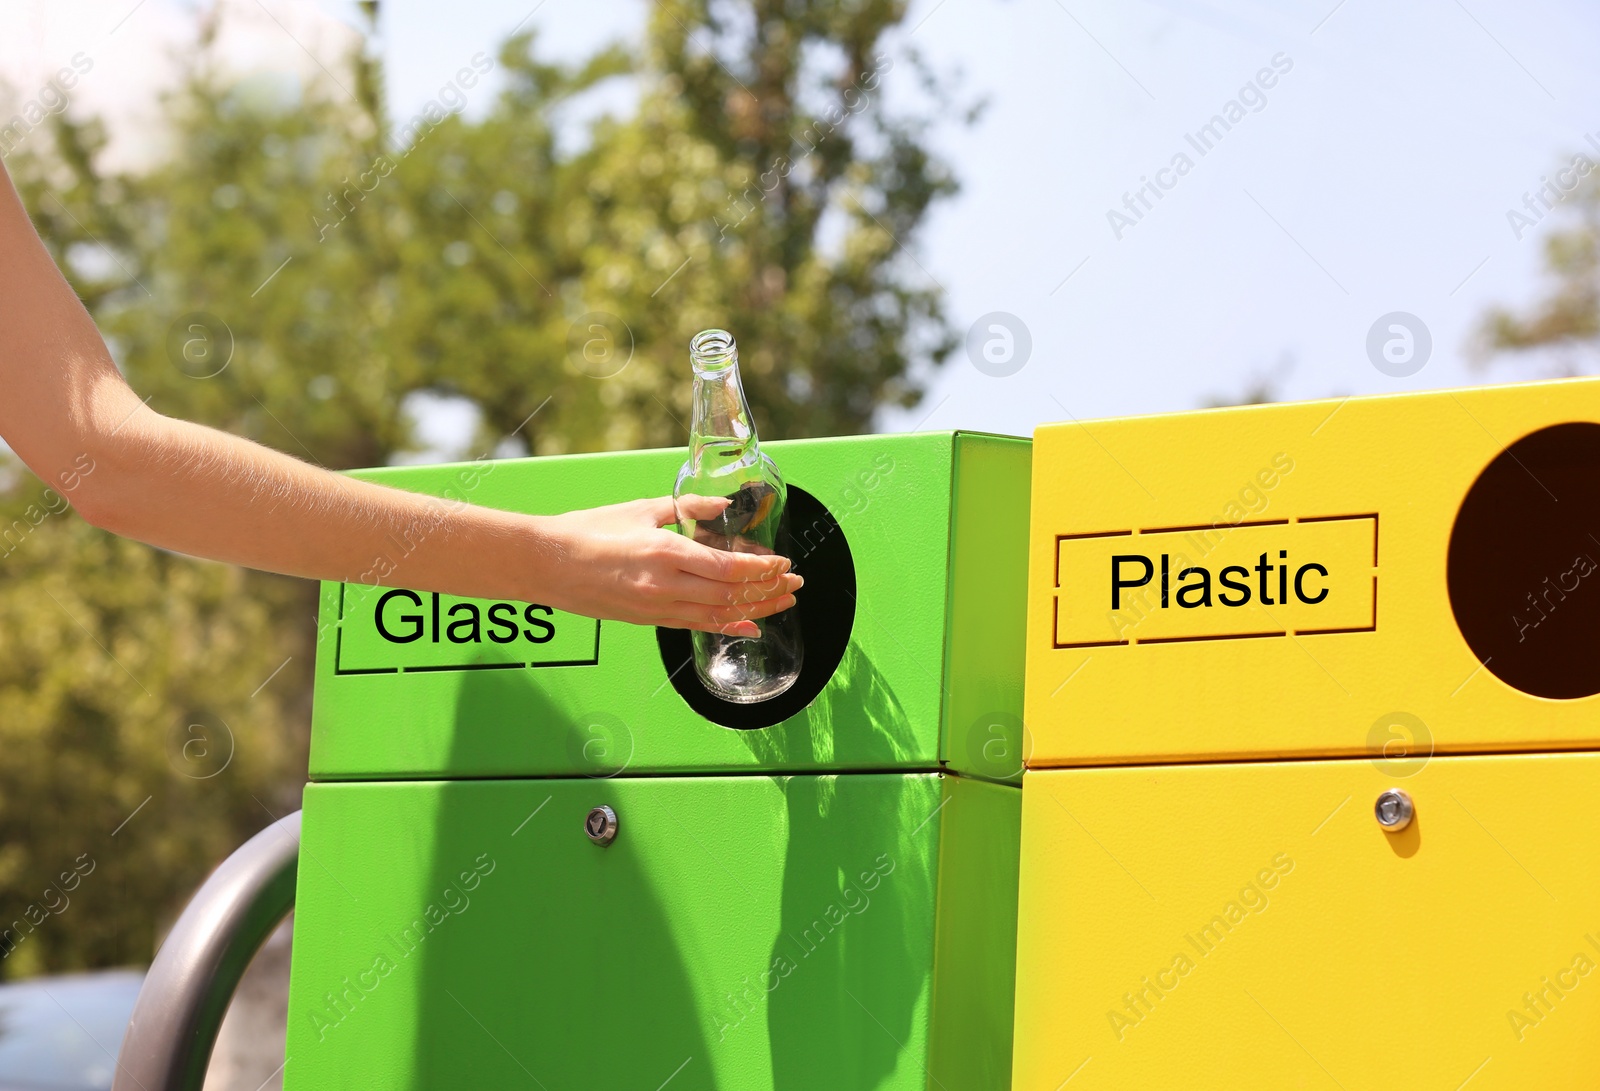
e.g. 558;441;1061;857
0;0;959;974
1202;353;1293;408
1479;173;1599;374
0;504;301;976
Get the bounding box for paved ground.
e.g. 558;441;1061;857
203;916;291;1091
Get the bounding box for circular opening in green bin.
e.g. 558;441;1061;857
656;485;855;729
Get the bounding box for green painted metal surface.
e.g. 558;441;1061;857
309;432;1031;781
282;772;1019;1090
928;776;1023;1090
943;436;1033;783
288;432;1030;1088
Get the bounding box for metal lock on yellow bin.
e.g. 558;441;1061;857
1014;378;1600;1089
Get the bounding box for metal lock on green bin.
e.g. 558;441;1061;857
285;432;1030;1090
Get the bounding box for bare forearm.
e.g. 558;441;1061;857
0;164;544;603
0;157;798;634
82;403;554;603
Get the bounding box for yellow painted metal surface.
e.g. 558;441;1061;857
1012;754;1600;1090
1024;377;1600;766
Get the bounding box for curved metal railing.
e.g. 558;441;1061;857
112;810;300;1091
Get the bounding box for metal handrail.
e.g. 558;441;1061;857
113;810;300;1091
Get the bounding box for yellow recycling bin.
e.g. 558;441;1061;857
1014;377;1600;1089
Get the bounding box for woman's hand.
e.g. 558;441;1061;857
535;496;801;637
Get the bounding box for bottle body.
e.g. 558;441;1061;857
673;330;803;704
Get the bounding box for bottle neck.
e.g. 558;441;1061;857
688;331;759;469
690;364;759;466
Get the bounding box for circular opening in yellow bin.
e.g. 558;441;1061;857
1448;421;1600;699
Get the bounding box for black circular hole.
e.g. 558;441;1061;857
1447;421;1600;700
656;485;855;729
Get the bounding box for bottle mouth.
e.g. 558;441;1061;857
690;329;738;374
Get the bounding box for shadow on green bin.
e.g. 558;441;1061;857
406;638;936;1089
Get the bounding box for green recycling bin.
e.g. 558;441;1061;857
282;431;1030;1090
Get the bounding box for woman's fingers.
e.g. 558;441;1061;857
636;496;680;526
668;533;790;582
671;493;731;523
547;497;799;634
662;569;802;607
666;594;798;627
658;617;763;638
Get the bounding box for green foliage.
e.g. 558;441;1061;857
0;0;956;973
1480;174;1600;371
0;504;304;976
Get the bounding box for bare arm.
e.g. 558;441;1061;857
0;162;797;636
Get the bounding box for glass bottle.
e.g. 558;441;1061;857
673;329;803;703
